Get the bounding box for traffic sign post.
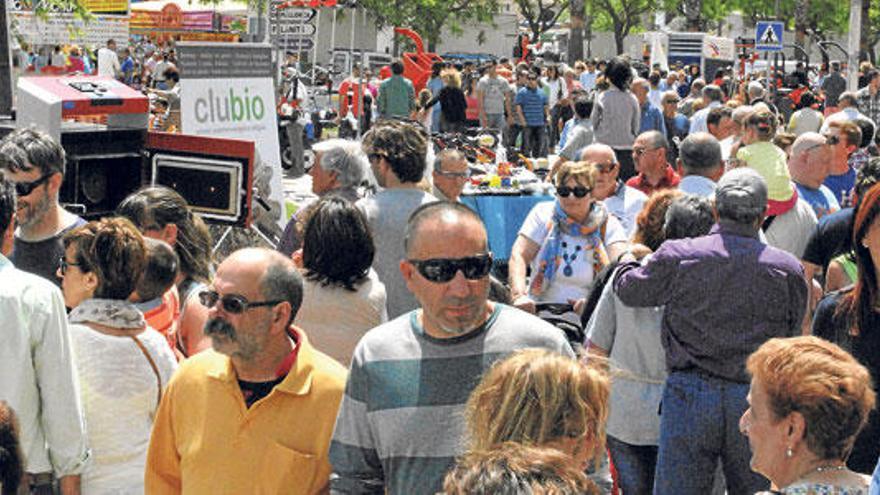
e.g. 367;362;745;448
755;21;784;52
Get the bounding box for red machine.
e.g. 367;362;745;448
379;28;442;93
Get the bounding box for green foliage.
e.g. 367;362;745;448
358;0;499;49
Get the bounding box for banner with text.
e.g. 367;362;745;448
178;42;285;229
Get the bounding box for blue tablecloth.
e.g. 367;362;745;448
461;194;553;260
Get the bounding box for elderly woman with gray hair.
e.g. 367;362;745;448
278;138;370;256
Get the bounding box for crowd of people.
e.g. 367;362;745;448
4;44;880;495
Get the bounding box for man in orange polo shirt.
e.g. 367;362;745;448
626;130;681;196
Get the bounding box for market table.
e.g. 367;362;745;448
461;193;553;260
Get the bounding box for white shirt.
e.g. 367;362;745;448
97;47;120;78
603;182;648;236
689;101;721;134
70;322;177;494
520;201;628;304
820;107;868;134
764;198;818;258
0;254;89;476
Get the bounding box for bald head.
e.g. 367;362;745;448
220;248;304;320
789;132;832;187
580;143;616;163
404;202;487;256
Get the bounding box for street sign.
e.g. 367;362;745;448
276;37;315;51
755;21;784;52
271;22;316;37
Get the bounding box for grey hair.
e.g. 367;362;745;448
679;132;722;174
0;126;66;176
732;105;754;126
838;92;859;108
434;148;465;172
311;138;368;188
664;194;715;240
702;85;723;103
639;130;668;150
260;253;304;326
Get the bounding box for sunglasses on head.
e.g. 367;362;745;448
556;185;591;198
14;173;54;197
408;254;493;283
198;290;284;314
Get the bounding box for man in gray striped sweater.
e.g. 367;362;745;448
329;201;575;494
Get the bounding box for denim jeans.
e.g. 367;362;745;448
522;125;546;158
653;371;768;495
607;435;657;495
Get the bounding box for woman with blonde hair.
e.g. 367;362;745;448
741;336;876;492
425;68;468;133
465;348;610;475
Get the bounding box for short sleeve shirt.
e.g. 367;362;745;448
477;76;510;115
519;201;627;304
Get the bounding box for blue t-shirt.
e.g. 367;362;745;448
822;167;857;208
795;183;840;220
515;87;548;127
639;103;667;136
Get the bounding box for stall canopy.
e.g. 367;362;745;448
131;0;247;33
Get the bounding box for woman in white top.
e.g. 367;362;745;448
509;161;628;316
543;64;570;151
59;218;177;495
292;197;387;366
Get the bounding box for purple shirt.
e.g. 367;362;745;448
613;221;808;383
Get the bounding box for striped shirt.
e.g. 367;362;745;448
515;87;548;127
329;304;574;494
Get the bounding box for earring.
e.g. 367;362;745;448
785;447;793;458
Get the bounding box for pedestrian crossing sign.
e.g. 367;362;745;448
755;21;784;52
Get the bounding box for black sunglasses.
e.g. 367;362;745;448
556;186;591;198
198;290;284;314
15;173;54;197
824;134;840;145
408;254;493;283
58;256;82;276
367;152;387;163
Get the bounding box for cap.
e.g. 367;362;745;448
715;168;768;218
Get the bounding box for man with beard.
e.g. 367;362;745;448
329;201;574;494
0;128;84;286
145;248;346;494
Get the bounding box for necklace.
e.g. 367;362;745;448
795;462;848;482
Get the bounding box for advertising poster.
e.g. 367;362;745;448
177;42;285;233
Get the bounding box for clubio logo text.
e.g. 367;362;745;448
194;87;266;123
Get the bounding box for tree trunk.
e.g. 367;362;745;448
614;25;625;56
684;0;703;31
860;0;871;61
568;0;585;63
794;0;809;47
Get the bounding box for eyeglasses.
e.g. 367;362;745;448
198;290;284;314
367;152;387;164
824;134;841;145
594;162;617;174
633;147;658;157
14;173;54;197
58;256;82;276
435;169;471;179
556;185;591;198
408;254;493;283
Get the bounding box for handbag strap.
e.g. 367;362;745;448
131;336;163;408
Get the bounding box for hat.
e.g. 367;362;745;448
715;168;768;219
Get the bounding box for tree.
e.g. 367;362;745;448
514;0;569;43
592;0;655;55
357;0;500;53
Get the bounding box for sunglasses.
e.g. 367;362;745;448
556;185;591;198
14;173;54;197
633;147;658;157
58;256;82;276
824;135;841;145
198;290;284;314
408;254;493;283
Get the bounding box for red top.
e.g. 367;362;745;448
626;165;681;196
466;95;480;121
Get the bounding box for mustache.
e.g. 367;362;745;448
204;318;236;339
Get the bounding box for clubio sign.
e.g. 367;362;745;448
177;42;284;228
